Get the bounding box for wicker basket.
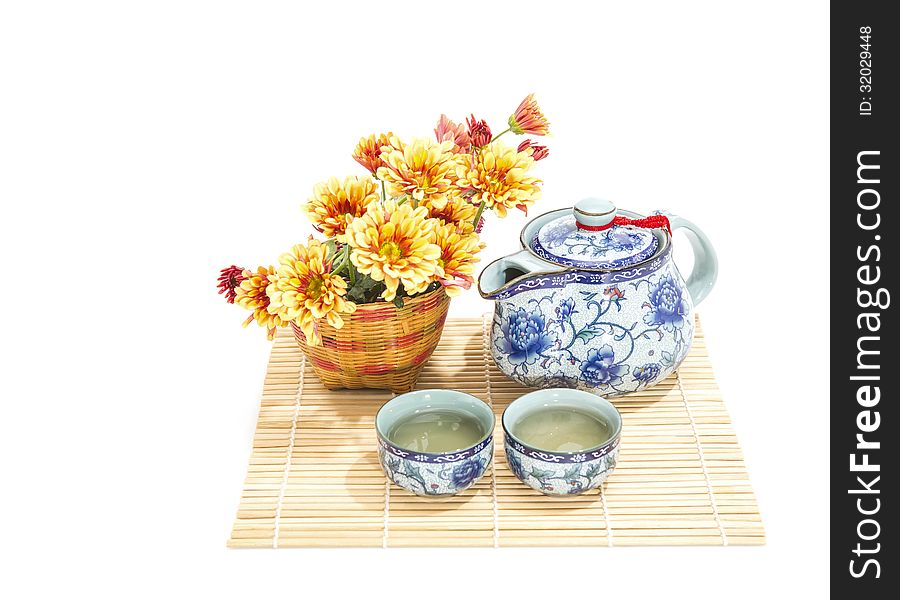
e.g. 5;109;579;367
290;287;451;393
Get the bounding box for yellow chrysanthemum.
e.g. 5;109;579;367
421;194;478;230
303;176;380;241
376;137;458;201
433;221;483;297
266;238;357;346
235;266;288;340
352;132;393;174
455;141;542;218
346;199;441;301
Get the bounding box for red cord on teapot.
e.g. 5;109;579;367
575;215;672;236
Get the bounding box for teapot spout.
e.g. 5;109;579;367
478;250;562;300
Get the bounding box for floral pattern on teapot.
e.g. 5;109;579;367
490;256;694;397
532;215;659;269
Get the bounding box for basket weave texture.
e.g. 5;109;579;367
290;287;450;393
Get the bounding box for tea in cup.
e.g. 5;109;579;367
502;388;621;496
375;390;494;497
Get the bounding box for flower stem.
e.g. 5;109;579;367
332;245;351;276
380;179;387;203
472;201;487;228
490;127;511;143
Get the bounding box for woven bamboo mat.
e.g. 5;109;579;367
228;315;764;548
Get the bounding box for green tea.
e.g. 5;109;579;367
388;410;485;453
514;408;611;452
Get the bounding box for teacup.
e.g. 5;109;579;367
375;389;495;497
502;388;622;496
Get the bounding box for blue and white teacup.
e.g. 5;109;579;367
503;388;622;496
375;389;494;497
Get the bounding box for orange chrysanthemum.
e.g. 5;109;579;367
346;199;441;301
352;132;393;174
376;137;458;202
434;114;471;153
455;142;542;218
266;239;357;346
433;221;483;297
303;176;380;241
508;93;550;136
235;266;288;340
422;194;478;231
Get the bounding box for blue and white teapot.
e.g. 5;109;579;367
478;198;717;397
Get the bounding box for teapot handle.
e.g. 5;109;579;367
656;211;718;305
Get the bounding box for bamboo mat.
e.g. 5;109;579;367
228;315;764;548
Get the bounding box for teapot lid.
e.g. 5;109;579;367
529;198;660;269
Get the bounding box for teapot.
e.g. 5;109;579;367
477;198;717;397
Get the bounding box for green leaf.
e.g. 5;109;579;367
402;462;421;480
384;455;400;472
393;296;405;308
575;329;600;344
563;464;582;480
346;274;385;304
584;462;602;479
660;350;674;367
530;466;554;480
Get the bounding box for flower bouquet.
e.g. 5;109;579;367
218;94;551;392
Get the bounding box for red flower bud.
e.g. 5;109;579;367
466;114;493;148
517;138;549;161
217;265;246;304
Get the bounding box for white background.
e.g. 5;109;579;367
0;1;829;598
